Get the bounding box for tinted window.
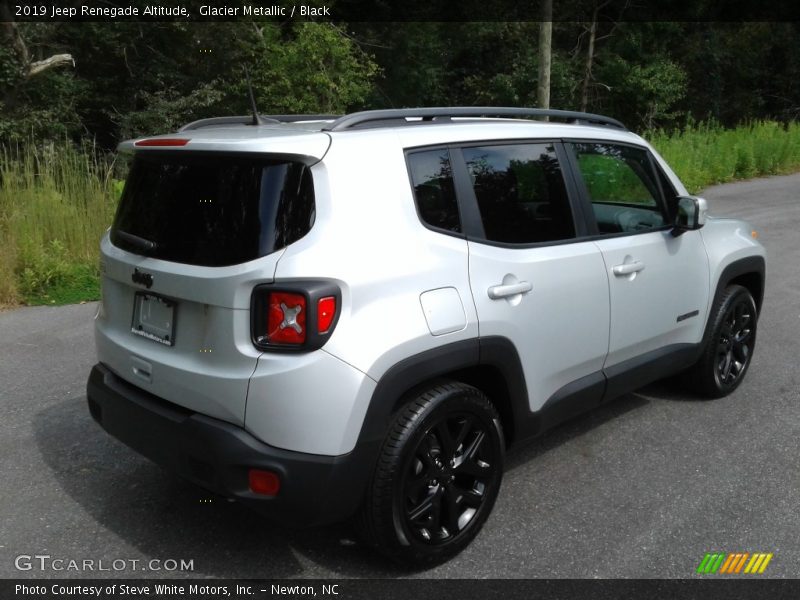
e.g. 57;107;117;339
111;152;314;266
408;149;460;233
571;143;667;234
463;143;575;244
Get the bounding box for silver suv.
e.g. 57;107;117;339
87;107;766;564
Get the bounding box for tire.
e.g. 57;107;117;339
359;382;504;565
686;284;758;398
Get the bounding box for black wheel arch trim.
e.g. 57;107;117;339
357;337;531;450
714;255;765;315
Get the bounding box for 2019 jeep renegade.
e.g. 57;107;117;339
87;107;766;564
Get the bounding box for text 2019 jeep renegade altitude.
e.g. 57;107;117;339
87;107;765;564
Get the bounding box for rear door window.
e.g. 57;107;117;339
111;152;315;267
461;143;576;244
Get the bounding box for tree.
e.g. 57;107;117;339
0;20;378;146
537;0;553;109
0;5;79;141
2;19;798;145
0;4;74;96
247;23;378;115
577;1;615;112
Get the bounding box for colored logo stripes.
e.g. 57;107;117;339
697;552;773;574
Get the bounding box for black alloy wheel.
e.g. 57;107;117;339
714;293;755;389
401;410;498;545
359;382;504;565
688;284;758;398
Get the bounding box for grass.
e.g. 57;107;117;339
1;120;799;307
0;141;119;306
648;120;800;193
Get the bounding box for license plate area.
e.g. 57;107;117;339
131;292;176;346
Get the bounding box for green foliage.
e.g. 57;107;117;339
17;240;100;305
4;20;799;143
0;45;22;89
599;57;687;129
734;145;756;180
356;20;800;131
362;22;543;108
672;23;800;125
253;23;378;113
111;178;126;201
107;22;377;138
1;21;378;144
648;121;800;193
365;22;452;106
18;239;70;298
451;22;539;106
0;23;85;143
0;140;117;305
119;82;226;140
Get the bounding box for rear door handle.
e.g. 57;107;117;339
612;261;645;276
487;281;532;299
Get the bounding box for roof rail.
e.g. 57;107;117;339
179;114;341;132
322;107;626;132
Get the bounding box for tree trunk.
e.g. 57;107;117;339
1;4;74;80
580;12;598;112
29;54;75;77
537;0;553;111
0;11;74;108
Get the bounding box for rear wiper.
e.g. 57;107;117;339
115;230;158;254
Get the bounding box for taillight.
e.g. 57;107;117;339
317;296;336;333
251;282;340;351
267;292;306;344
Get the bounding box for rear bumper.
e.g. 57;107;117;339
86;363;378;527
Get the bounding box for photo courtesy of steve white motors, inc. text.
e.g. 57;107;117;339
14;583;341;597
13;4;331;18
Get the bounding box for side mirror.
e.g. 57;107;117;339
671;196;707;236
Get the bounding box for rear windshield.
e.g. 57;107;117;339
111;152;315;266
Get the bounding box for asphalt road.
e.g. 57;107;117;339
1;173;799;580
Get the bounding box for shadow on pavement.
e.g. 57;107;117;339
32;395;417;578
504;392;650;471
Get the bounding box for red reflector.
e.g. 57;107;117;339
249;469;280;496
267;292;306;344
317;296;336;334
134;138;190;147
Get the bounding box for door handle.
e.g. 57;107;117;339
487;281;532;299
612;260;645;276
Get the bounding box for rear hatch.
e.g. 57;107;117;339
95;130;328;425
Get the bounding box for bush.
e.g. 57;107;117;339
649;120;800;193
0;140;118;305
